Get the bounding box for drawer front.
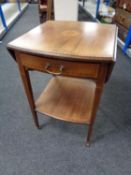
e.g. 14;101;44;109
19;53;100;79
114;8;131;29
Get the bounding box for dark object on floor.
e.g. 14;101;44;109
38;0;54;23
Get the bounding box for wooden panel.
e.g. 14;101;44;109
39;4;47;12
7;21;117;62
118;0;131;12
19;53;100;79
35;76;96;124
114;8;131;29
116;22;128;41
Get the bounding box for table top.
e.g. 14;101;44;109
7;21;117;62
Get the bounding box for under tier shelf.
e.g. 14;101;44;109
35;76;96;124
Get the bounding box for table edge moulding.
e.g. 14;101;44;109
7;21;118;146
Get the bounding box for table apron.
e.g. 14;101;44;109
18;53;100;79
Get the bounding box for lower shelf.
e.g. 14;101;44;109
35;76;96;124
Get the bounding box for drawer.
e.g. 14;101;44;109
114;8;131;29
19;53;100;79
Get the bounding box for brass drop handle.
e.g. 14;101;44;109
45;63;64;75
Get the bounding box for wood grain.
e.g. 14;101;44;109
15;52;40;128
35;76;96;124
19;53;100;79
7;21;117;62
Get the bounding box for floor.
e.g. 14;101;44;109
0;5;131;175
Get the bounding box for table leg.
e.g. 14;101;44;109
16;56;40;129
86;63;108;146
86;87;103;146
47;0;53;20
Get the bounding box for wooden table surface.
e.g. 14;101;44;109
8;21;117;62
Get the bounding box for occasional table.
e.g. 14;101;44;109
7;21;117;146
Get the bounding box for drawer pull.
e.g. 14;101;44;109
45;63;64;75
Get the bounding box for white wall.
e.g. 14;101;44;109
54;0;78;21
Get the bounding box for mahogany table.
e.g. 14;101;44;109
7;21;117;146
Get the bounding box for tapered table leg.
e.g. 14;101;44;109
86;65;107;146
86;85;104;146
16;55;40;129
